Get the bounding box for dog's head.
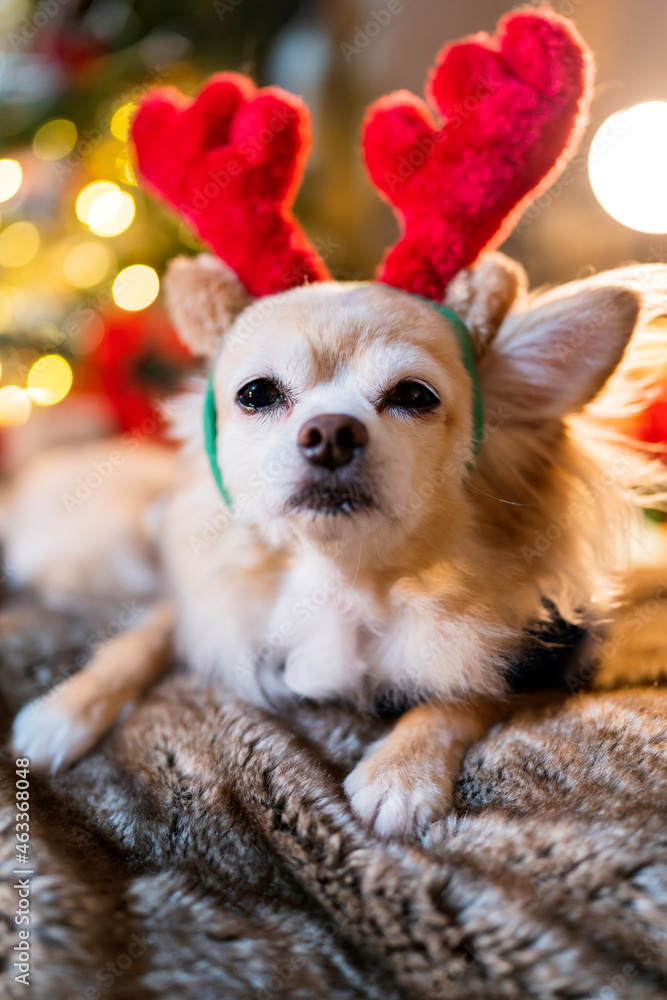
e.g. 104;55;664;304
135;11;614;570
165;252;644;563
166;255;479;549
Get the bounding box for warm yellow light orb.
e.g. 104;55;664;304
76;181;135;237
110;103;136;142
33;119;77;161
588;102;667;233
115;151;137;186
0;221;40;268
0;385;32;425
63;242;112;288
87;189;135;237
112;264;159;311
0;160;22;202
27;355;73;406
76;181;118;224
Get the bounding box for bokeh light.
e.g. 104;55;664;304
588;102;667;233
0;221;40;268
76;181;118;223
0;385;32;425
87;188;135;236
76;180;135;237
63;242;113;288
0;160;22;202
112;264;159;311
115;151;137;186
33;119;77;161
27;354;73;406
110;103;136;142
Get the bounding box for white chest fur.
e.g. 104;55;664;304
165;484;507;708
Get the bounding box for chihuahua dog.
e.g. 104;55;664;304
8;250;667;835
8;11;667;834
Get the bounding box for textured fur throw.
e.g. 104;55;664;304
2;593;667;1000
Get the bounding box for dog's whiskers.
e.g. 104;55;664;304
225;436;272;451
467;482;533;506
351;540;363;588
231;489;261;543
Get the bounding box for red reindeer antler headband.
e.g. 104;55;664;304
131;74;330;296
131;7;593;303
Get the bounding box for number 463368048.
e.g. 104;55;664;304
15;758;30;864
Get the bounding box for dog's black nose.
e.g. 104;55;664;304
297;414;368;470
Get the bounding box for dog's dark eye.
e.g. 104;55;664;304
383;381;439;411
237;379;282;410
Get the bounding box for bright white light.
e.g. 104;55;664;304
76;181;117;223
0;160;22;202
0;386;31;426
588;102;667;234
76;182;135;237
113;265;159;311
87;189;135;237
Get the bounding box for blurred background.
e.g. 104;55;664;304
1;0;667;468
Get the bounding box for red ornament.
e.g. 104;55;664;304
78;306;193;437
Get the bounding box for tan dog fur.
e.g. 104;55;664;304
8;252;667;835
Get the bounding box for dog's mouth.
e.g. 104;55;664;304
286;482;376;516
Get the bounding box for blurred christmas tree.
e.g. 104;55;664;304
2;0;667;494
0;0;301;461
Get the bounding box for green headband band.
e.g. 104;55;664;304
422;300;485;462
203;299;484;510
203;373;233;509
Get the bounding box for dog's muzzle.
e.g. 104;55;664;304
286;476;376;517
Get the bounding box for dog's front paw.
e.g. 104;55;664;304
11;685;102;774
343;736;456;838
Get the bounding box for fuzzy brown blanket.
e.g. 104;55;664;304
1;595;667;1000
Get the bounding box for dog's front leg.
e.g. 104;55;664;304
344;699;509;837
11;600;173;773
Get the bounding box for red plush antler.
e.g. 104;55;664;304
131;73;330;297
363;8;594;301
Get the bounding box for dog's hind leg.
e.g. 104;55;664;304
11;600;173;773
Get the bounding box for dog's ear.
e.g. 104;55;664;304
444;253;527;356
163;254;252;357
477;277;641;423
